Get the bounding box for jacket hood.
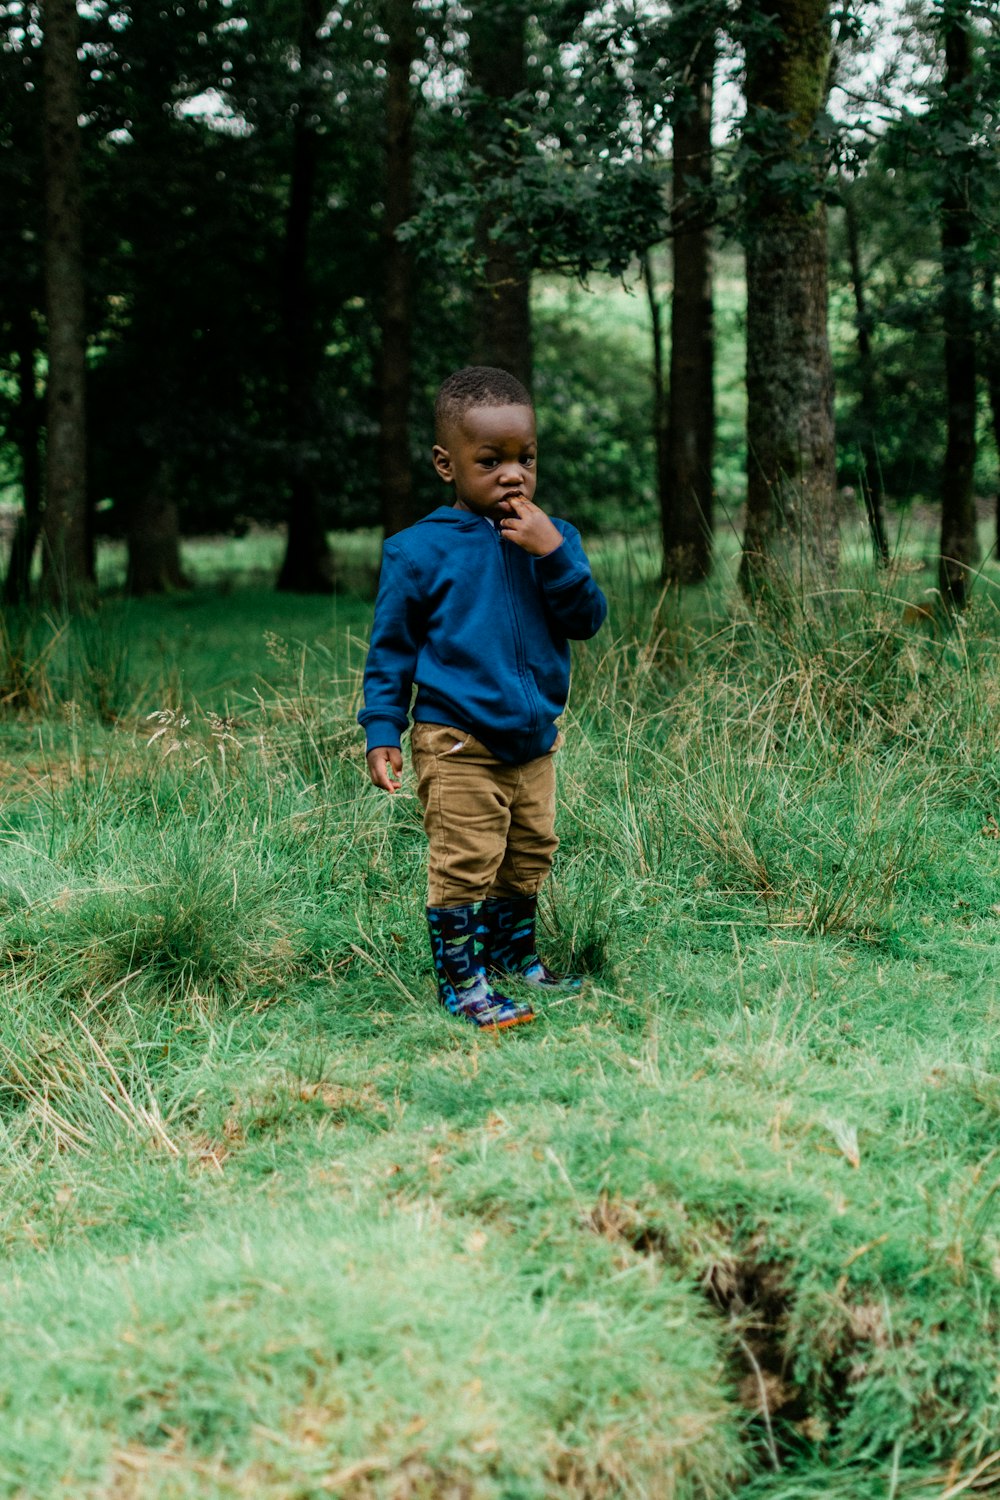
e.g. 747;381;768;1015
414;505;488;529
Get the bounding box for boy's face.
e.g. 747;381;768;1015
432;403;537;521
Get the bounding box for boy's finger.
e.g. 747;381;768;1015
367;749;402;792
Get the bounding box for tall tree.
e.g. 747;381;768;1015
937;0;978;609
125;460;189;596
663;26;716;584
985;269;1000;558
468;0;532;388
277;0;336;593
40;0;92;605
841;175;889;566
738;0;838;599
379;0;418;537
643;250;669;558
3;308;44;605
0;7;46;604
93;5;199;596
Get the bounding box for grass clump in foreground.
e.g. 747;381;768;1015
0;546;999;1498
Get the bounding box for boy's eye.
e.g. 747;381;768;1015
522;455;536;466
477;458;499;469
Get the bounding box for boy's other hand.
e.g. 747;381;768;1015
499;496;563;557
367;745;403;792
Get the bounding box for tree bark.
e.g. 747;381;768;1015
643;252;669;565
471;222;533;391
40;0;93;607
984;270;1000;559
739;0;838;601
938;6;978;610
4;309;44;605
663;40;715;585
379;0;418;538
842;179;889;567
125;461;189;595
468;0;532;389
277;0;335;594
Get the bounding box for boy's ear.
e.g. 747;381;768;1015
431;444;453;483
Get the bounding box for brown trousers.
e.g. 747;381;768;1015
411;723;560;908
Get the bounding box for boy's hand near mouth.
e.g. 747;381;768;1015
498;495;563;557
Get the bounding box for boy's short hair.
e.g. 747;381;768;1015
434;366;533;442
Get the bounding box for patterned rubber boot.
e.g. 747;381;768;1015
483;894;582;991
426;904;535;1030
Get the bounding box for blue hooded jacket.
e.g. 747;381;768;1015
359;506;607;764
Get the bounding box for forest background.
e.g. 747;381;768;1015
2;2;1000;1499
4;0;1000;603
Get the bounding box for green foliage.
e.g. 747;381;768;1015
829;136;998;506
532;285;658;534
829;4;1000;509
398;4;671;284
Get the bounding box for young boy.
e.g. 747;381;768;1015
359;366;607;1030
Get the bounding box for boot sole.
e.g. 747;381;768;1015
472;1010;536;1031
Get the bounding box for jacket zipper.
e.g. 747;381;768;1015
492;522;540;736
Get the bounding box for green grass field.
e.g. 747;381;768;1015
0;525;999;1499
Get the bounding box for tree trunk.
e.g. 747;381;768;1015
663;40;715;585
468;0;532;388
739;0;838;601
277;0;335;594
126;461;189;595
40;0;92;608
843;179;889;567
379;0;418;538
983;270;1000;559
643;253;669;565
471;222;532;391
4;309;44;606
938;6;978;610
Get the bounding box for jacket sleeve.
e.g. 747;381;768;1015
357;543;425;751
535;522;608;640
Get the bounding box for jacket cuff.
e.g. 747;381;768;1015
536;539;585;587
363;719;403;753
